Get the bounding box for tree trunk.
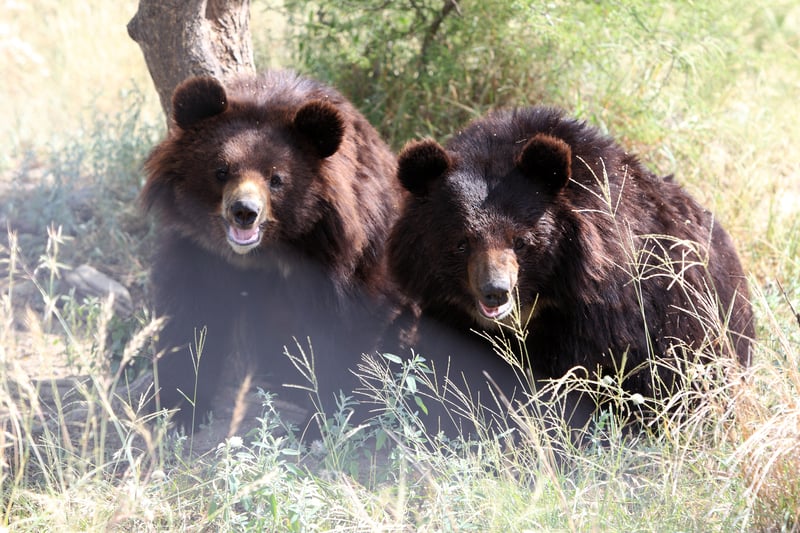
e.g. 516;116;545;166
128;0;255;124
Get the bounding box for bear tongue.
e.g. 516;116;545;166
229;225;259;245
479;300;506;319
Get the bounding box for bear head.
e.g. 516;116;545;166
141;75;348;266
389;131;575;331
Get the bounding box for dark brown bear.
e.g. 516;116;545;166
141;70;403;430
389;106;754;417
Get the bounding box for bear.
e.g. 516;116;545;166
140;70;405;433
388;106;754;427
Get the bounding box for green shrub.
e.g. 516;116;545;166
269;0;747;151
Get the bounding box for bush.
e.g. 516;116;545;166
270;0;745;152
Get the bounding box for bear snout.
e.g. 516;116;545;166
468;249;519;321
230;199;261;228
223;191;268;252
478;279;511;308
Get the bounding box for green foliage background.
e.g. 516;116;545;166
271;1;747;147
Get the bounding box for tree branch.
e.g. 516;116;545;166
419;0;460;69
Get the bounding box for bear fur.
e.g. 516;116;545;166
141;70;404;429
388;106;754;416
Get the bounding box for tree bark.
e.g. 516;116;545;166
128;0;255;124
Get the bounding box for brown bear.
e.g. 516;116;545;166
388;106;754;422
140;70;404;431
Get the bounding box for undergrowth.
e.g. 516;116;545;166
1;219;797;530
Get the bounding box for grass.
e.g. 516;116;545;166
1;0;799;530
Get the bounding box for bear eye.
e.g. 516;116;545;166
215;163;230;182
269;173;283;189
513;237;526;251
455;239;469;254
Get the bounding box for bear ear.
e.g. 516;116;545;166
397;139;451;197
293;100;345;158
516;133;572;193
171;76;228;130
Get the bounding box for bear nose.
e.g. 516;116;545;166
230;199;261;227
479;281;511;308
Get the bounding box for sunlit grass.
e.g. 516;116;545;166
0;0;160;160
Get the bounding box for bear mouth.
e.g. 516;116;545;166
227;224;262;253
477;298;514;321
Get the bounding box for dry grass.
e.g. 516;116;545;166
0;0;159;156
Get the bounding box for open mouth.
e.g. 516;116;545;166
226;224;262;253
228;225;260;245
477;298;514;321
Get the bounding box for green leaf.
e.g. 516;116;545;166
270;494;278;520
405;374;417;393
414;395;428;415
375;428;388;450
383;352;403;364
